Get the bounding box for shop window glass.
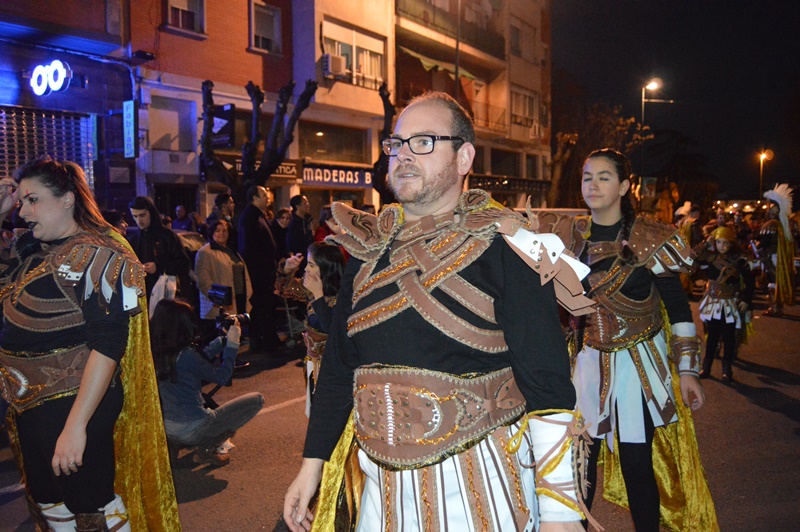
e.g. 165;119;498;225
299;121;367;164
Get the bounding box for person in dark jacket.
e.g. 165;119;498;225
270;207;292;262
127;196;191;302
286;195;314;257
238;186;280;352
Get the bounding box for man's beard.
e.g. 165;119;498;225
389;159;458;207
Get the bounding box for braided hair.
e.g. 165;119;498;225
585;149;638;263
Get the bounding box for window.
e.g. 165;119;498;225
510;26;521;57
299;121;367;164
526;154;539;179
491;149;520;177
251;2;281;54
167;0;204;33
322;20;385;90
511;90;538;128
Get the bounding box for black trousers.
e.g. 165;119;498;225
703;318;737;376
15;381;123;514
584;400;660;532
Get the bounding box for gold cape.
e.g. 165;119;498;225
774;223;796;306
599;308;719;532
6;231;181;531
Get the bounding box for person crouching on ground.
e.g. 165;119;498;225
150;298;264;466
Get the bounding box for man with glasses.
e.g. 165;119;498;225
284;92;594;532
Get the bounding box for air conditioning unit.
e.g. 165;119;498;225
529;122;541;140
321;53;347;79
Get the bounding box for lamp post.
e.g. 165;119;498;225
759;149;774;198
639;78;675;177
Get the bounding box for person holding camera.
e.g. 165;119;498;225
150;299;264;466
195;218;252;344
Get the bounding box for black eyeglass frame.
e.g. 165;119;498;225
381;135;465;156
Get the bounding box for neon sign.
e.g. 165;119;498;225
30;60;73;96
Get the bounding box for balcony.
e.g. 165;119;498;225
469;175;551;194
396;0;505;59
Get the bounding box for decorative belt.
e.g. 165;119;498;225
303;328;327;359
707;280;737;299
0;344;90;412
353;365;526;470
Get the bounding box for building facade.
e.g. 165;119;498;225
1;0;552;221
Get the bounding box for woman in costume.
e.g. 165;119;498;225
275;242;345;415
696;226;754;382
540;148;715;531
0;157;157;531
150;298;263;466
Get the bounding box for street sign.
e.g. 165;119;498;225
123;100;138;159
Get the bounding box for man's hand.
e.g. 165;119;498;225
738;301;749;313
143;262;157;274
540;521;585;532
680;374;705;410
284;458;323;532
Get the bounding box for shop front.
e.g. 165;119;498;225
299;161;377;221
0;40;136;210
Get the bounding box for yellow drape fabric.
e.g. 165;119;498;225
600;310;719;531
311;413;363;532
110;230;181;531
775;223;796;306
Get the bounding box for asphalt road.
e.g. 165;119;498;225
2;299;799;531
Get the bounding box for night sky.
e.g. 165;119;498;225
551;1;800;200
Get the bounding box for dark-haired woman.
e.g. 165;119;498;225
0;156;179;530
540;149;716;531
195;218;252;344
276;242;345;415
151;298;263;465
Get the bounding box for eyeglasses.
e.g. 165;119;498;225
381;135;464;156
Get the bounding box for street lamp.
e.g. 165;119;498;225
639;79;674;178
759;149;774;198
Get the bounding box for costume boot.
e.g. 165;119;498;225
102;494;131;532
764;284;783;316
37;502;75;531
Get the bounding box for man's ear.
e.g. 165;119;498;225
457;142;476;176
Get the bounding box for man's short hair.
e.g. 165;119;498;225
404;91;475;147
290;195;305;211
215;193;232;209
245;186;262;203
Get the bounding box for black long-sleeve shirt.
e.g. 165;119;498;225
304;236;576;460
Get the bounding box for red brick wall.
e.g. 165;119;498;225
0;0;108;34
130;0;292;93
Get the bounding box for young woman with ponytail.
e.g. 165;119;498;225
539;148;717;531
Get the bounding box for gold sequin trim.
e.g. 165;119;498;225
466;451;489;532
423;241;479;288
347;297;408;331
353;259;414;301
420;467;433;532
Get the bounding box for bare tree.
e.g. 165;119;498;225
200;80;235;186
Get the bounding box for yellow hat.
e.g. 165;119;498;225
713;226;736;242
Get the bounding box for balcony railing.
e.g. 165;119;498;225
469;175;551;194
396;0;505;59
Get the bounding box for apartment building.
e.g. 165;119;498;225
0;0;551;216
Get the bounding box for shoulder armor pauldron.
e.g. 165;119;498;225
50;232;145;312
628;216;695;275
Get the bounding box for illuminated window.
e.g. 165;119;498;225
511;89;538;127
251;1;281;54
322;20;385;90
167;0;204;33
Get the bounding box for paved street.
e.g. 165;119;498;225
2;299;799;531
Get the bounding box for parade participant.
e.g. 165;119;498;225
283;92;598;532
0;157;180;531
696;226;755;382
539;148;717;531
676;203;703;296
757;184;795;316
276;242;346;416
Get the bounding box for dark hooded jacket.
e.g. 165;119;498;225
126;197;191;299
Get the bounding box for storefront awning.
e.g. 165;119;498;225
399;46;476;81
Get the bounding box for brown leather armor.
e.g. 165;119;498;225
0;231;144;412
353;365;525;470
